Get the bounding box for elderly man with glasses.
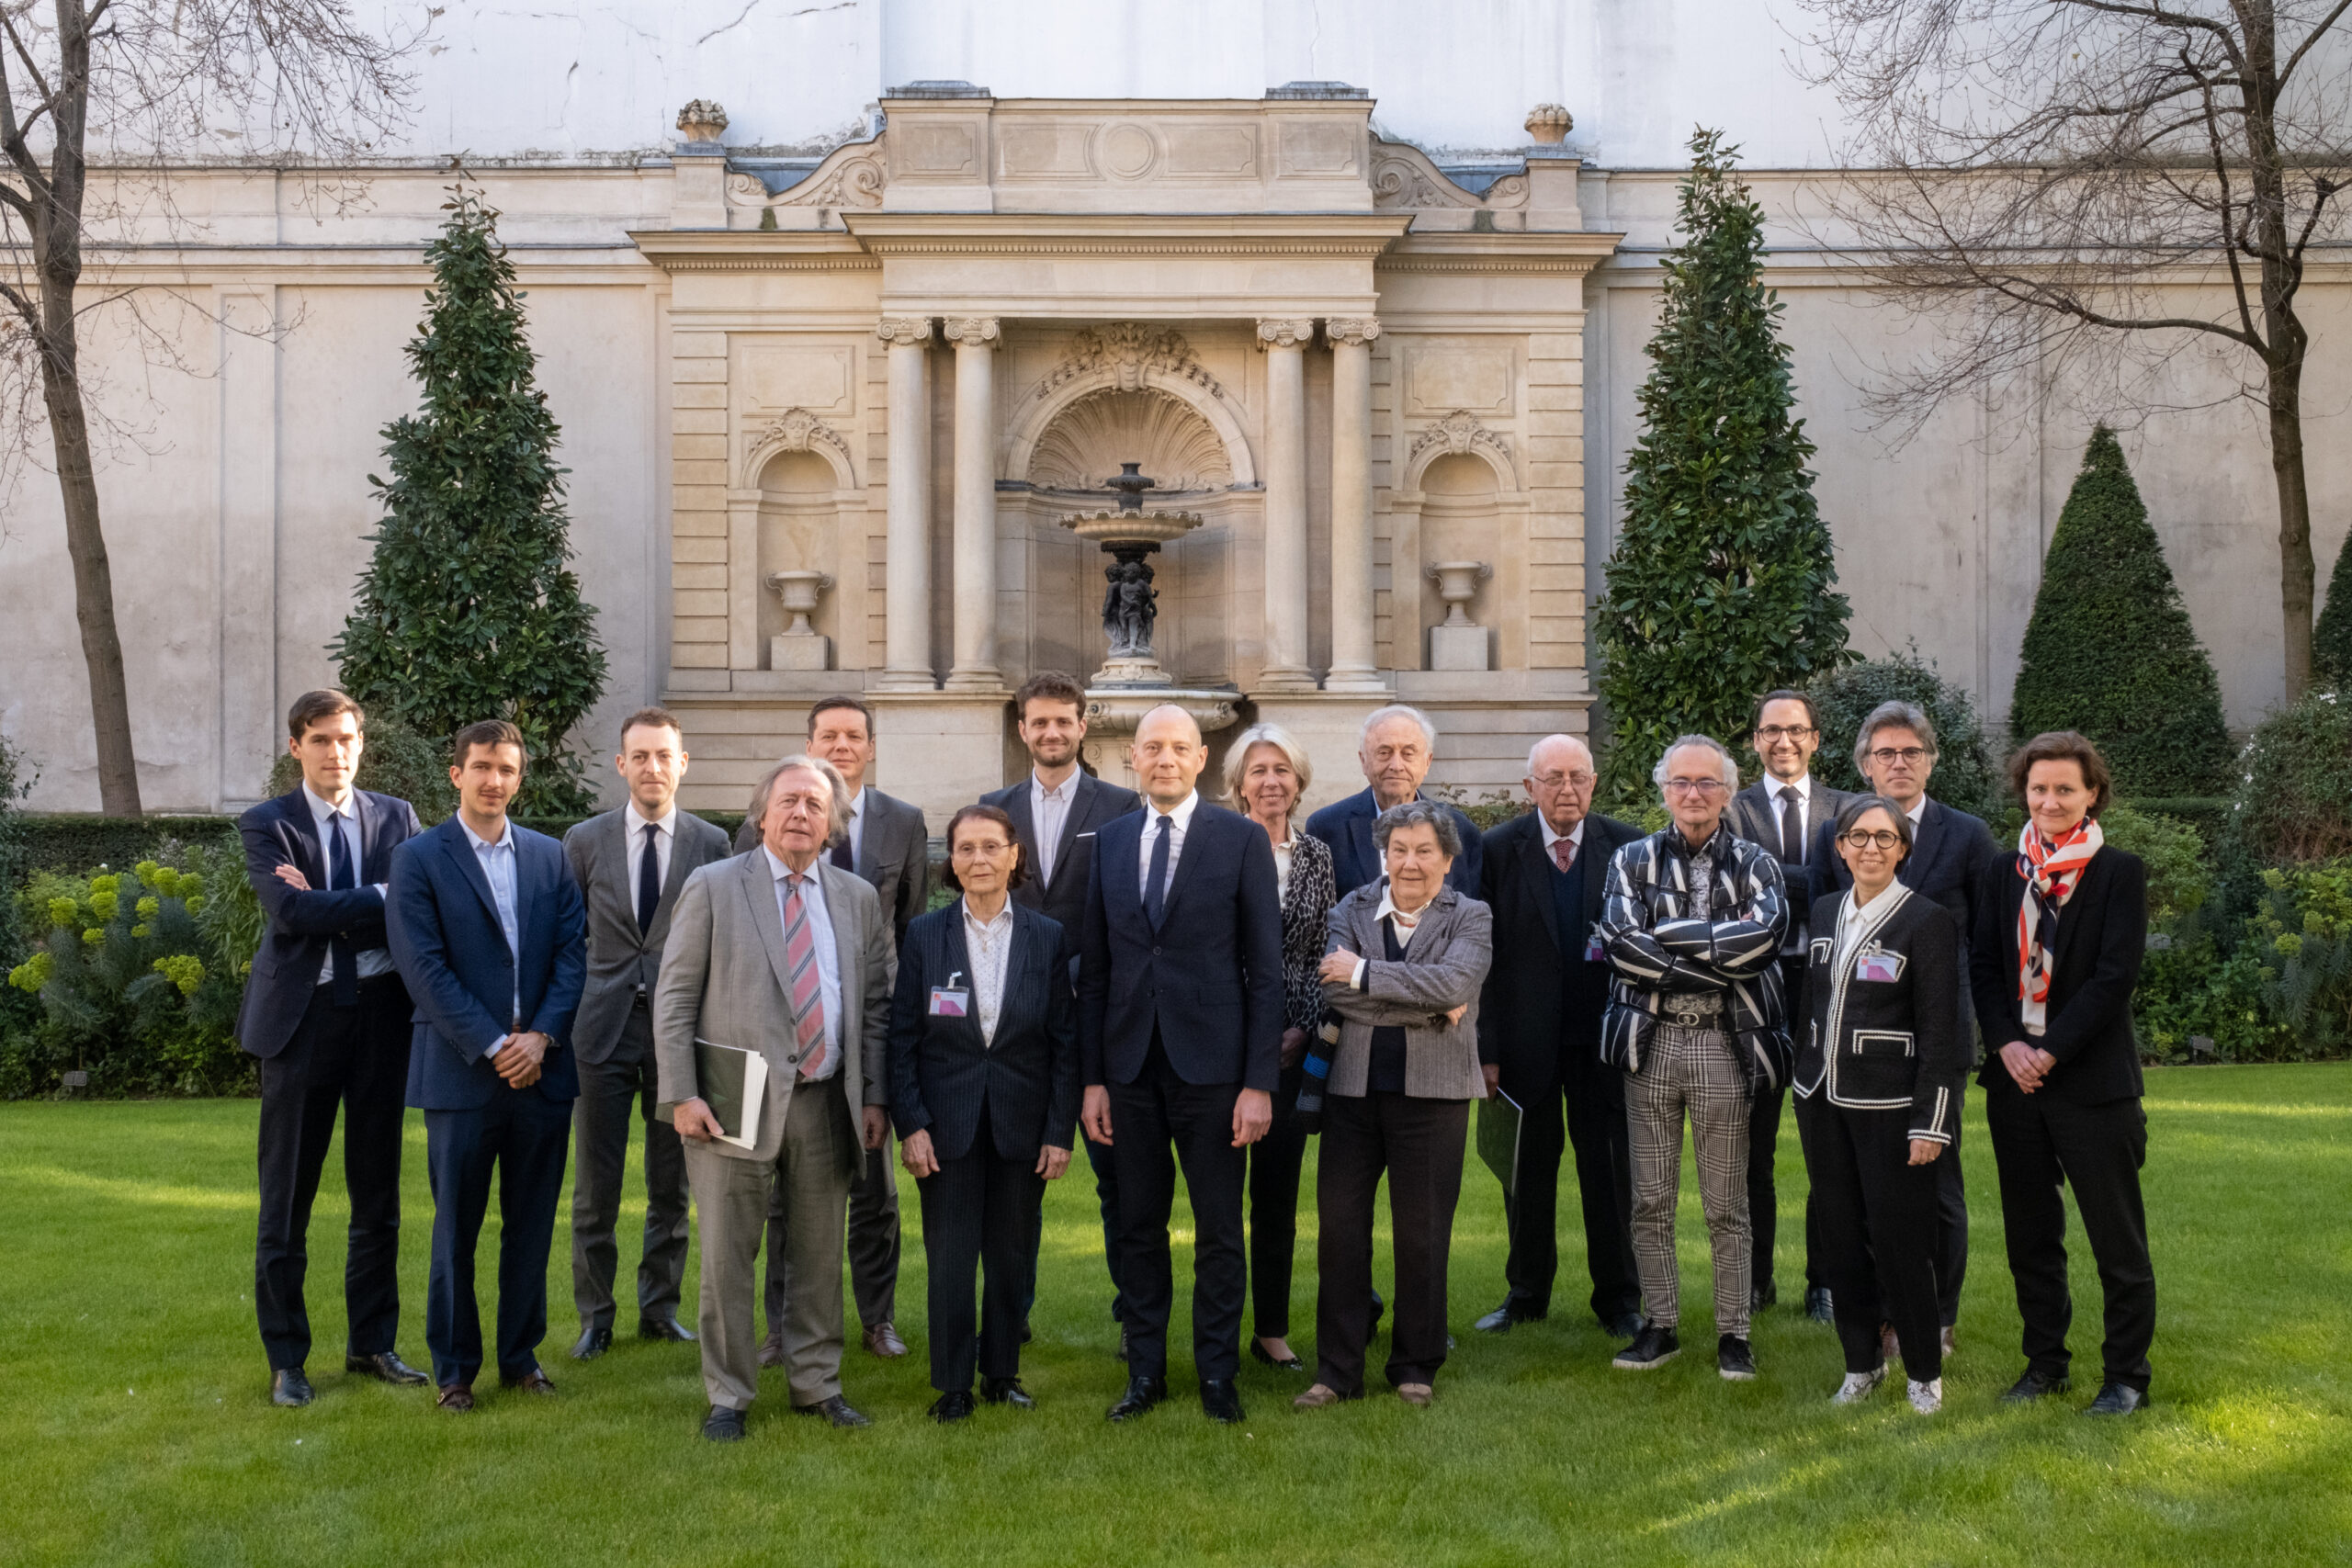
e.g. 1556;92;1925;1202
1598;735;1792;1382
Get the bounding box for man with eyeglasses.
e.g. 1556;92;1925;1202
1725;689;1855;1324
1809;700;1998;1359
1598;735;1791;1382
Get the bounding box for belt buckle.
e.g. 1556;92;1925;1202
1668;1007;1706;1029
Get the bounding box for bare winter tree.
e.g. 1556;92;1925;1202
0;2;416;814
1792;0;2352;700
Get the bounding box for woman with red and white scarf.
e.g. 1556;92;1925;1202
1969;731;2153;1417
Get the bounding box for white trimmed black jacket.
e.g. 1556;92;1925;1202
1796;886;1968;1144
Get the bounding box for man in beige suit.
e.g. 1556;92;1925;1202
655;754;894;1442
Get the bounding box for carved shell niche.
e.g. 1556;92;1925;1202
1028;389;1234;493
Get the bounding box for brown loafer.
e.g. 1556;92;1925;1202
862;1322;908;1359
1397;1382;1434;1407
435;1382;474;1413
500;1369;558;1397
1293;1382;1342;1410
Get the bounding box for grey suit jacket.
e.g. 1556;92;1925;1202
652;852;894;1171
1319;882;1493;1101
734;785;929;949
1727;775;1856;943
564;807;733;1066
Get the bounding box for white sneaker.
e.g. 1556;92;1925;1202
1907;1377;1943;1415
1830;1367;1885;1404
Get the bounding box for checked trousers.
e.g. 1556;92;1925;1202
1624;1023;1753;1339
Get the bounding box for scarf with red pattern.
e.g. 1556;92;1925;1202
2016;817;2103;1032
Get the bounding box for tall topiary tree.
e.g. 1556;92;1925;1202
2315;531;2352;689
2009;426;2232;796
1593;129;1850;805
333;186;606;816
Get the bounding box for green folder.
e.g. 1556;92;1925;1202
1477;1088;1524;1201
656;1038;764;1149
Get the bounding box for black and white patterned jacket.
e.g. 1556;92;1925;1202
1278;830;1338;1035
1597;825;1792;1089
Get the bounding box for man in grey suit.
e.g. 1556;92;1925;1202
735;695;928;1360
660;753;895;1442
1724;688;1856;1323
561;707;733;1360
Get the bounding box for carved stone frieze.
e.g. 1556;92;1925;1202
1028;389;1233;492
942;317;1002;347
743;141;888;209
747;407;855;481
1036;323;1223;400
1409;410;1513;471
1370;136;1530;213
1326;317;1381;347
874;316;934;346
1255;318;1316;350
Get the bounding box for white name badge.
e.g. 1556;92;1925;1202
929;988;970;1018
1855;951;1905;983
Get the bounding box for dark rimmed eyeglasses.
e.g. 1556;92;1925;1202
1839;829;1904;851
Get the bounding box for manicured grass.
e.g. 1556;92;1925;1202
2;1065;2347;1566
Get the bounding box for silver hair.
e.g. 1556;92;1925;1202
1853;700;1940;773
1652;734;1741;791
1359;703;1438;752
1373;798;1463;859
748;752;853;845
1221;722;1314;814
1525;733;1595;774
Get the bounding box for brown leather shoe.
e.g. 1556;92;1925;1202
1881;1323;1902;1367
862;1322;909;1359
1396;1382;1434;1407
1293;1382;1342;1410
435;1382;475;1413
500;1369;558;1397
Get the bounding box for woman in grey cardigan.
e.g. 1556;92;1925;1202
1294;801;1493;1412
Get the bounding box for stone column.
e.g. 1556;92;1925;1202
877;316;934;690
1325;316;1384;693
1257;318;1317;691
944;317;1003;691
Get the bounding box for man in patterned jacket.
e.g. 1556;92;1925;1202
1596;734;1790;1384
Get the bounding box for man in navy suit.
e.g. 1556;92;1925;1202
1080;704;1283;1425
387;719;587;1411
1303;704;1482;900
238;689;425;1408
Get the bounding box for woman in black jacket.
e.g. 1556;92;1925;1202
890;805;1080;1422
1800;795;1966;1415
1970;731;2152;1416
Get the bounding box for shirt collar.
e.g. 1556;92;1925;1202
761;845;822;886
961;897;1014;934
1374;878;1440;925
1537;814;1586;852
840;786;864;820
459;816;513;853
1147;791;1199;832
1905;795;1928;824
625;800;679;837
1771;773;1814;805
1667;821;1731;861
302;782;356;826
1033;769;1075;800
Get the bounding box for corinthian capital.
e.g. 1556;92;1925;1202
942;317;1002;347
1326;317;1381;347
875;316;934;346
1255;318;1316;350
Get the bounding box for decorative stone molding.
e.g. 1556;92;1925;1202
724;172;768;203
745;139;888;210
1370;137;1529;215
677;99;729;144
1006;325;1252;489
942;317;1002;347
1037;323;1223;400
1326;316;1381;347
1255;318;1316;350
874;316;935;346
744;407;856;487
1524;105;1573;144
1407;411;1516;490
1030;389;1234;492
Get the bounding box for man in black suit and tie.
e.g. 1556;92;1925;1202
1080;704;1283;1425
238;689;426;1407
1303;704;1483;900
1471;734;1646;1340
981;671;1142;1347
737;695;928;1362
561;707;733;1360
1724;689;1855;1321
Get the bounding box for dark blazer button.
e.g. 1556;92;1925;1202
1152;945;1162;955
786;1053;800;1066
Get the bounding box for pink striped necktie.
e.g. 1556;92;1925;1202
783;873;830;1078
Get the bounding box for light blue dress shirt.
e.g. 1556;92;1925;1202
461;817;524;1056
761;846;843;1075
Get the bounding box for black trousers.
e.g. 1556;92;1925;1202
765;1121;900;1341
1935;1081;1969;1326
1315;1091;1468;1396
1500;1047;1640;1325
1107;1040;1248;1383
1247;1061;1311;1340
1025;1113;1125;1327
254;975;412;1371
1798;1093;1943;1383
569;998;691;1333
917;1108;1046;1393
422;1083;573;1387
1984;1074;2155;1391
1748;955;1821;1296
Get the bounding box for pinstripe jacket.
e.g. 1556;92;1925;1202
1597;825;1792;1090
1799;886;1966;1144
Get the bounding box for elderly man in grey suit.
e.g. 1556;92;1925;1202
660;753;895;1442
561;707;732;1360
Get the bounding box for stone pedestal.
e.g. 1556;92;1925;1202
1428;624;1490;671
868;691;1014;832
770;632;831;671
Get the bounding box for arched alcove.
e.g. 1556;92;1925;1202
754;448;844;662
1417;452;1503;667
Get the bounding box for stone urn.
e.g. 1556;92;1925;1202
1427;559;1492;671
1524;104;1572;145
677;99;729;145
766;570;833;671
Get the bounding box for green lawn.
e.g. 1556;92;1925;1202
3;1065;2347;1566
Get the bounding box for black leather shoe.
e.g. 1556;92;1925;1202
1106;1374;1168;1422
571;1325;613;1360
639;1316;697;1344
270;1368;313;1408
1368;1291;1385;1332
2083;1382;2148;1416
1475;1300;1544;1334
2001;1369;2073;1404
1752;1280;1779;1311
930;1390;977;1424
1718;1334;1758;1382
1200;1379;1246;1424
1605;1312;1645;1341
1250;1341;1305;1371
1804;1287;1835;1325
346;1351;427;1386
981;1376;1036;1409
793;1394;872;1428
701;1404;746;1442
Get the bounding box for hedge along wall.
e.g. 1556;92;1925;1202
19;812;750;874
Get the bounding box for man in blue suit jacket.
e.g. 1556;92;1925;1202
1304;704;1483;899
1080;705;1284;1427
387;719;587;1410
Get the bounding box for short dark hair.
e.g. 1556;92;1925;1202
1014;671;1087;722
451;718;527;769
619;705;684;749
807;694;876;739
1749;688;1821;738
940;804;1031;893
1831;793;1915;859
288;689;365;741
2006;730;2114;818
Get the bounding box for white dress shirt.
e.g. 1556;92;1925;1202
1772;772;1816;863
625;799;677;919
1030;770;1077;887
1136;789;1200;888
459;816;524;1056
1905;795;1928;826
1351;880;1433;987
302;783;394;984
763;846;843;1074
961;897;1016;1047
1270;829;1294;904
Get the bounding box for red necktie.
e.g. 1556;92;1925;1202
1553;837;1576;874
784;874;829;1078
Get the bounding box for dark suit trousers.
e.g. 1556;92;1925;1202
1747;954;1821;1294
570;997;690;1332
1984;1073;2155;1391
1799;1097;1943;1383
1503;1049;1640;1325
1246;1061;1311;1339
1314;1091;1469;1396
1027;1131;1125;1325
918;1108;1046;1394
254;974;411;1371
423;1084;573;1386
1108;1039;1248;1382
1935;1082;1969;1326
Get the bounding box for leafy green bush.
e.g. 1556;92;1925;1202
2246;862;2352;1058
2098;806;2210;927
2316;531;2352;686
1806;644;2004;823
265;710;457;825
2230;689;2352;863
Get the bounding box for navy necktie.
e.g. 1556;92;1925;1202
831;829;854;873
1143;814;1171;929
637;822;662;936
327;809;358;1006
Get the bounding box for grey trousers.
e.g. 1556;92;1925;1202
569;1000;690;1333
763;1126;899;1342
1624;1023;1753;1338
684;1080;853;1411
